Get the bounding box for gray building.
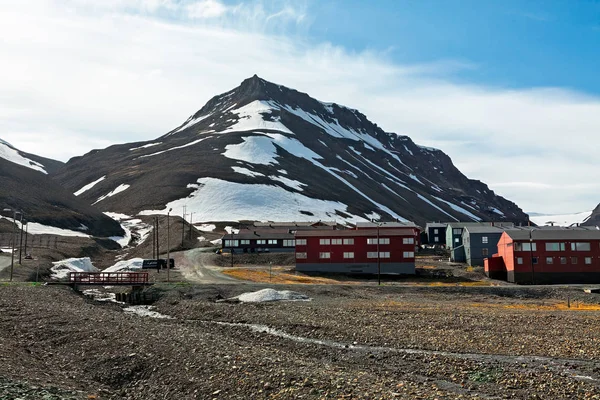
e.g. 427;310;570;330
462;226;509;267
446;222;516;263
425;223;447;246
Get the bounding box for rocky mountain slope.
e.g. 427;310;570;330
0;140;124;237
582;204;600;227
52;75;529;226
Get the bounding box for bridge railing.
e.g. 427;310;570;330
68;272;150;285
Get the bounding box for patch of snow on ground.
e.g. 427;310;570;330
93;184;130;205
418;145;441;152
431;185;443;193
529;211;592;227
236;288;311;303
124;305;173;319
104;258;144;272
198;236;206;241
277;169;287;175
82;289;120;303
219;101;293;134
269;175;305;191
198;224;216;232
51;257;99;280
74;176;106;196
103;212;132;221
104;214;152;248
0;217;91;238
129;142;162;151
432;196;482;221
0;140;47;174
403;145;413;156
231;166;265;177
211;238;222;245
225;226;240;234
139;177;365;223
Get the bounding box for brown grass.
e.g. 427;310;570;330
470;302;600;311
222;267;353;285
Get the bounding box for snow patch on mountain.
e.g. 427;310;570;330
0;139;47;174
130;142;162;151
138;177;368;223
432;196;482;221
269;175;305;191
93;184;131;205
74;176;106;196
529;211;592;227
0;216;91;238
219;101;293;134
139;137;210;158
231;166;265;177
171;113;212;135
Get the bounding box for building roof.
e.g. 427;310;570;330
295;228;416;238
355;222;419;229
425;222;448;228
227;230;295;240
252;221;338;227
464;226;515;234
447;222;515;229
506;228;600;241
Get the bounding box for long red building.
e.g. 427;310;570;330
487;229;600;284
295;228;417;274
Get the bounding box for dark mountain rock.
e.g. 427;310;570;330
583;204;600;227
0;141;124;237
52;76;529;226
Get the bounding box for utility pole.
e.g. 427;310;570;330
167;208;172;283
377;223;381;286
24;223;28;258
231;229;234;268
18;214;24;264
155;217;160;262
181;206;187;247
188;212;194;240
3;208;19;282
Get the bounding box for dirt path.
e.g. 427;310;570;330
0;254;11;274
172;248;241;284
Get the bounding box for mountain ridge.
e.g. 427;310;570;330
52;75;529;226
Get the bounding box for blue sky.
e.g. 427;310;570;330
306;0;600;94
1;0;600;215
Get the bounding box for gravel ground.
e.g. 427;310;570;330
1;284;599;399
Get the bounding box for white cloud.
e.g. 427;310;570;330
0;1;599;215
186;0;228;19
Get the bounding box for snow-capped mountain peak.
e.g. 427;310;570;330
54;76;529;226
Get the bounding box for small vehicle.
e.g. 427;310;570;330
24;254;33;260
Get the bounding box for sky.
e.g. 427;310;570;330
1;0;599;215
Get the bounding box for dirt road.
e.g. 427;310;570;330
0;254;11;273
171;248;240;284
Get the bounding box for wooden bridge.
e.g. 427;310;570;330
68;272;151;286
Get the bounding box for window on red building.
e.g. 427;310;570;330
403;251;414;258
331;239;342;245
546;257;553;264
343;238;354;245
560;257;567;264
403;238;414;244
319;252;330;259
343;252;354;259
571;242;591;251
585;257;592;264
517;257;523;264
545;243;565;251
571;257;578;264
319;239;330;245
296;239;307;246
296;252;307;259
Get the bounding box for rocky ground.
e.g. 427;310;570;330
1;284;599;399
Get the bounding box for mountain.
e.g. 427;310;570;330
0;139;124;237
52;75;529;226
582;204;600;227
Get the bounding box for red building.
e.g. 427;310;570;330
488;229;600;284
295;228;417;274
